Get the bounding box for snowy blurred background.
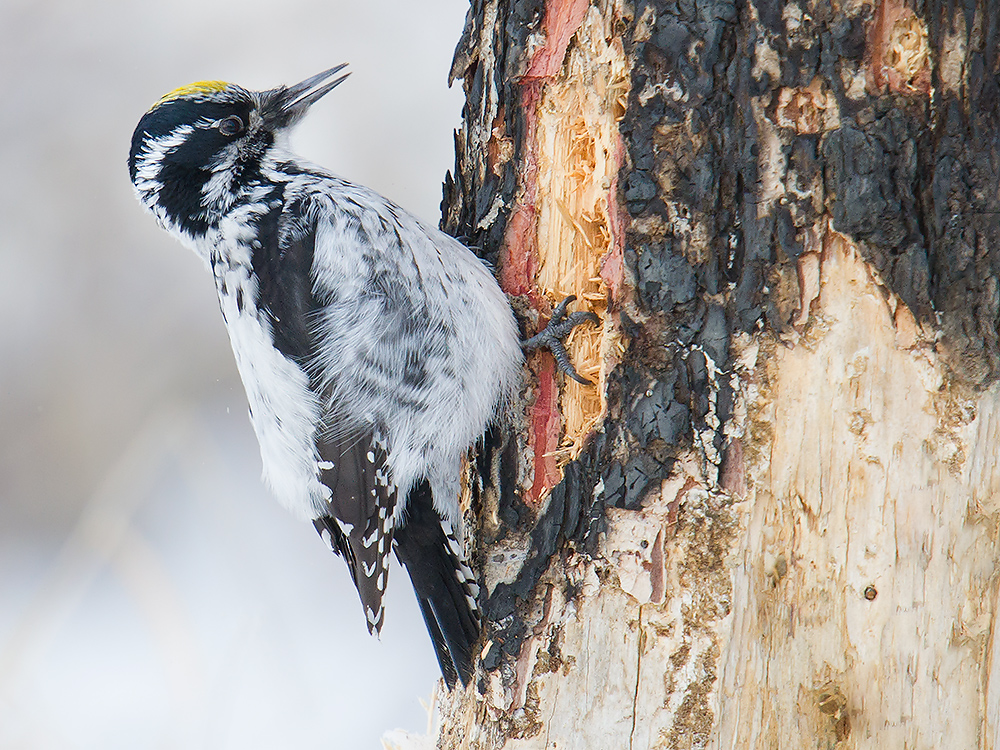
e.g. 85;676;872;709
0;0;469;747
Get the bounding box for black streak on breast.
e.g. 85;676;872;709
251;207;318;363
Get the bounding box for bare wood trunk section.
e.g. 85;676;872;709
396;1;1000;748
722;229;1000;748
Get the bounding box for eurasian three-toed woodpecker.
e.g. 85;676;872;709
128;65;592;687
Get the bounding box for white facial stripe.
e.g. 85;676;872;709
132;124;195;198
201;144;241;210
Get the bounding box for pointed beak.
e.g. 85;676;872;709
264;64;350;128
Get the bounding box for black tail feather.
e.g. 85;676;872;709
410;591;462;688
394;481;480;688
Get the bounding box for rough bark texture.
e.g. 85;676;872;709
403;1;1000;748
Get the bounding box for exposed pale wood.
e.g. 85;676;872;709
431;456;738;750
718;231;1000;748
532;5;630;462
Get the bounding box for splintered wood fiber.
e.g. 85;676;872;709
533;9;628;464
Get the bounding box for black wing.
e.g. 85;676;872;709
255;207;480;680
252;211;397;634
313;429;396;634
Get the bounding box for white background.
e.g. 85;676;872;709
0;0;469;747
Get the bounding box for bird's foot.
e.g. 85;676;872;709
521;295;601;385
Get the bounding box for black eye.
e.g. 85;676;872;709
218;115;244;136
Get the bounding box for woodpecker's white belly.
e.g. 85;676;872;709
203;228;330;521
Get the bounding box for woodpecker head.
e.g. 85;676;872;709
128;65;349;239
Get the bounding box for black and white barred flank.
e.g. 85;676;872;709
128;67;521;686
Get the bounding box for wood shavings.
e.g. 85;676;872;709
533;6;630;464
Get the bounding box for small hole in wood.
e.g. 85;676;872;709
863;585;878;601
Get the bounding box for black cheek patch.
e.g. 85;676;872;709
155;161;212;235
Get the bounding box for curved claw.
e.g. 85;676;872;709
549;294;577;322
521;296;601;385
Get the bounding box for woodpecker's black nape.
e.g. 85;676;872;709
394;481;479;688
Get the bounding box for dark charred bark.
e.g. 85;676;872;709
429;1;1000;748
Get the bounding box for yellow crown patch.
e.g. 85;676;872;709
150;80;232;111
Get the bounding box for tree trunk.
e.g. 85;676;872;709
418;1;1000;748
